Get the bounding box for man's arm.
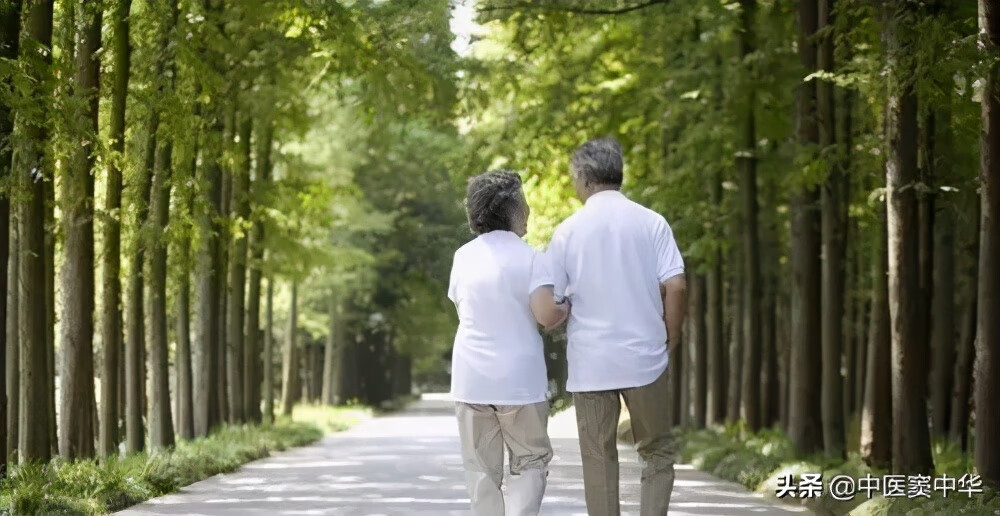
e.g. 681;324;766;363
531;286;569;331
661;274;687;352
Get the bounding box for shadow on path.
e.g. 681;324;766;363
119;394;809;515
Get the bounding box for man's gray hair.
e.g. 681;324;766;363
570;137;624;187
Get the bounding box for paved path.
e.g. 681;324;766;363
120;395;808;515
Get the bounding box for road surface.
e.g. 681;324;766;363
120;394;808;515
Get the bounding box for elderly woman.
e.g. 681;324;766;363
447;170;567;516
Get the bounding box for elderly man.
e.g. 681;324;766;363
543;137;687;516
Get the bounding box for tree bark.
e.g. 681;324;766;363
217;126;231;424
0;0;21;471
706;178;726;426
175;247;194;439
58;0;102;459
950;208;978;449
145;1;179;450
15;0;55;463
860;205;892;469
930;131;955;438
692;274;707;428
817;0;846;459
226;114;250;424
322;292;338;406
262;278;274;423
726;269;743;423
244;121;271;423
281;281;299;416
99;0;131;458
789;0;824;455
976;0;1000;487
736;0;762;432
884;4;933;475
5;218;17;462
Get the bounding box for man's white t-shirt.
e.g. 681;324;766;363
447;230;552;405
547;190;685;393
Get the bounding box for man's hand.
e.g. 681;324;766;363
531;286;569;331
661;274;687;352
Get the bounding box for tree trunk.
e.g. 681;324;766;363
217;130;231;424
0;0;22;470
14;0;54;464
929;117;954;439
789;0;824;455
737;0;762;432
99;0;130;458
692;274;707;428
145;1;179;450
281;281;299;416
175;252;194;439
244;121;271;423
761;268;779;428
706;181;726;426
262;278;274;423
668;320;684;427
884;4;933;474
322;292;338;406
726;270;743;423
193;113;223;437
58;0;102;460
950;208;978;449
860;206;892;469
226;114;250;424
817;0;846;459
5;219;18;462
976;0;1000;487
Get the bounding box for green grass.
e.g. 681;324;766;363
0;405;367;515
677;424;1000;516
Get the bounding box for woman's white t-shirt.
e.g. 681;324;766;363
447;230;552;405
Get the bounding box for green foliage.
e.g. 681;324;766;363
678;426;999;516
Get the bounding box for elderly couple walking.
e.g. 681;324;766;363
447;138;688;516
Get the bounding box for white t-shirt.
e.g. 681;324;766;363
447;230;552;405
547;190;685;393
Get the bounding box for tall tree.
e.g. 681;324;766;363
321;291;337;406
818;0;846;459
145;0;180;450
691;274;707;428
0;0;22;474
281;281;298;416
860;206;891;469
245;119;272;423
788;0;824;455
706;173;725;425
100;0;131;458
737;0;762;431
930;114;955;439
262;278;274;423
976;0;1000;488
884;1;933;475
58;0;102;459
15;0;55;463
226;113;251;424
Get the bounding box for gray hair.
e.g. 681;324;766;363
570;137;624;187
465;170;524;235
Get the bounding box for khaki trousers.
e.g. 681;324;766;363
573;368;675;516
456;401;553;516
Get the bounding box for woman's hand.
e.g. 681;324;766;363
530;286;569;331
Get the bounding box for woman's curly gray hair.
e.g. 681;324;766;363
465;170;524;235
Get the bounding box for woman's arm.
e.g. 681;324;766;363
530;286;568;330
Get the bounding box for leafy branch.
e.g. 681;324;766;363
478;0;671;16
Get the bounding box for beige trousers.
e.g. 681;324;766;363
573;368;675;516
456;401;553;516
